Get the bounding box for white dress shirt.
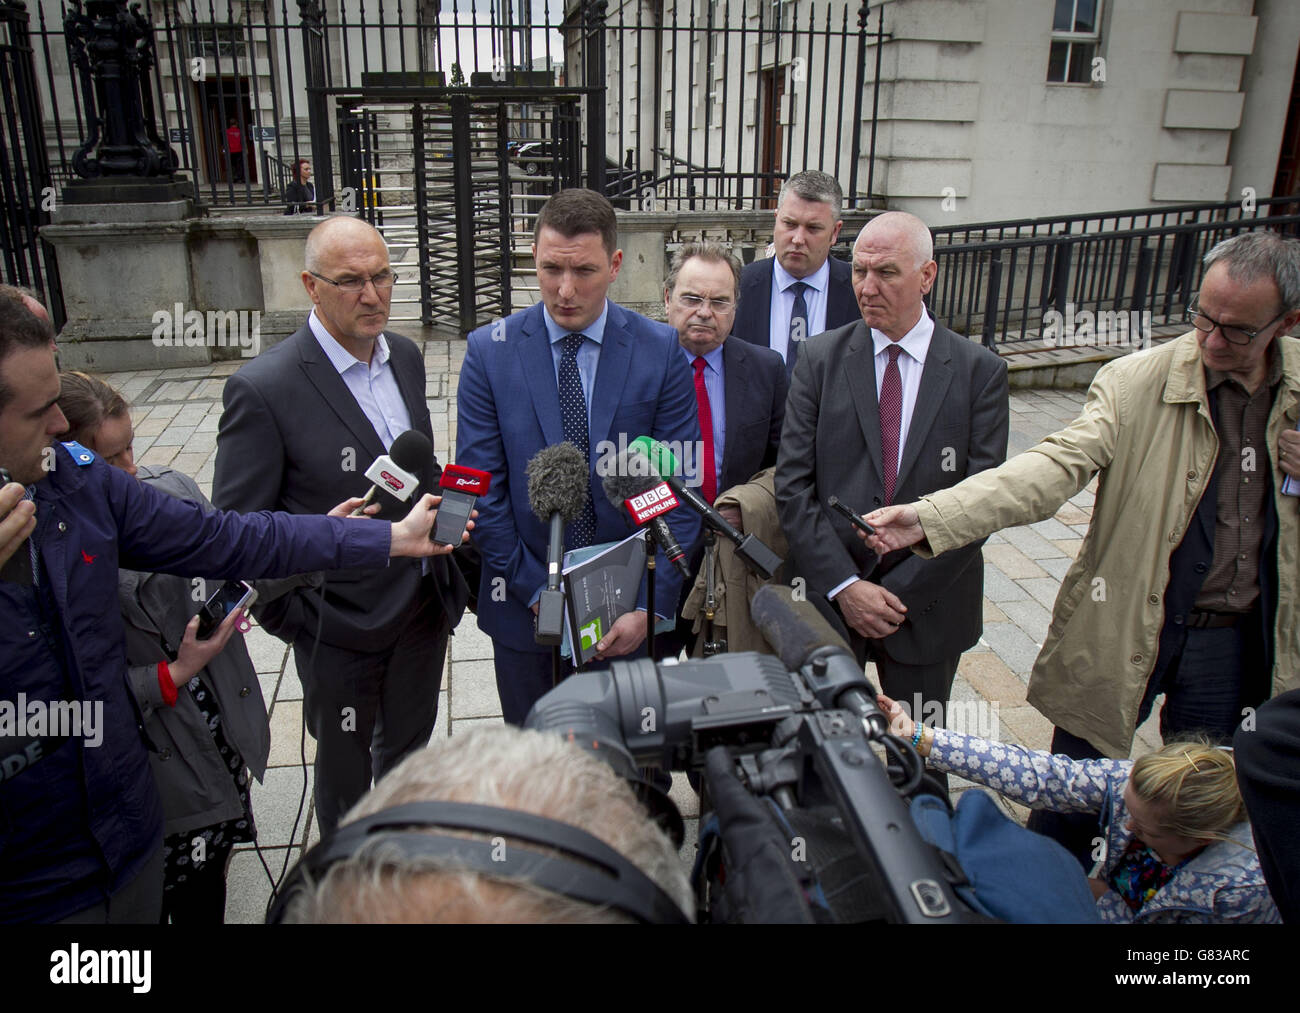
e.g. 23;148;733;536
828;309;934;601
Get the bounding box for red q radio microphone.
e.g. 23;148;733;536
433;463;491;546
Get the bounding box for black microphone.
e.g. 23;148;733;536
750;584;890;739
600;456;691;579
352;430;432;517
525;442;591;645
628;436;782;579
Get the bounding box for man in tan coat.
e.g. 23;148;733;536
862;230;1300;862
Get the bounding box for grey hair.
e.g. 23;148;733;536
665;240;742;302
1202;230;1300;311
303;215;389;275
281;725;694;923
777;170;843;222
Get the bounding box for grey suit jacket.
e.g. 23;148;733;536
212;323;468;650
775;317;1009;665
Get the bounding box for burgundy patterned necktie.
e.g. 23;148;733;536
880;344;903;505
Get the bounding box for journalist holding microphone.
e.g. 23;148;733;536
0;296;469;924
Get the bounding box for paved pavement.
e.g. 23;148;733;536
90;347;1163;923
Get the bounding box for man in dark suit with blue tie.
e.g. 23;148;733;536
659;241;788;657
457;189;702;724
732;170;859;376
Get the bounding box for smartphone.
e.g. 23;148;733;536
196;580;258;639
827;495;876;537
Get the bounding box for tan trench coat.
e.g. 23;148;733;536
914;332;1300;757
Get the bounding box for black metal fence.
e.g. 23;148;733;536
0;0;62;323
929;196;1300;347
9;0;883;212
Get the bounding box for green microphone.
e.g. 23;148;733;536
628;436;783;579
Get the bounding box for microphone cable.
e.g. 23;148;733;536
260;575;328;920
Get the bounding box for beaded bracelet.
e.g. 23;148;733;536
910;722;924;748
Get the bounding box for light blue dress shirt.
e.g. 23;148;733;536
309;310;412;450
768;257;832;362
542;301;609;425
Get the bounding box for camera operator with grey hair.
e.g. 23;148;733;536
278;725;694;923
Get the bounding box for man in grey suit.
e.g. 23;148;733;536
732;170;859;376
776;212;1008;767
213;216;468;833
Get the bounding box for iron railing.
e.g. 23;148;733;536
929;201;1300;348
12;0;884;212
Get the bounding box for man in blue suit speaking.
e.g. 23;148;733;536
457;189;702;724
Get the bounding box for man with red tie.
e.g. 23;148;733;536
775;213;1008;768
661;241;787;656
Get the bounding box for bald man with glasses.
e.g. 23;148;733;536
213;216;469;833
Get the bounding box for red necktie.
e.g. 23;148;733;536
692;356;717;506
880;344;903;505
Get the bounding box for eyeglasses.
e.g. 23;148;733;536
1186;297;1288;346
310;270;399;294
675;293;734;313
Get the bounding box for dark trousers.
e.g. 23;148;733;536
494;643;571;727
297;591;450;833
871;645;962;796
58;844;164;925
1234;690;1300;924
493;637;675;795
1030;623;1262;869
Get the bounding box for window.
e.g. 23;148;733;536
1046;0;1101;84
188;25;246;62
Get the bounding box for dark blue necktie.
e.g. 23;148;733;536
559;333;597;548
787;281;808;378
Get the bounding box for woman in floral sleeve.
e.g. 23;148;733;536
878;694;1279;924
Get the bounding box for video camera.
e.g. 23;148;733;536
524;585;988;924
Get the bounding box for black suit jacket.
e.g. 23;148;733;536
733;256;859;353
212;322;468;649
775;318;1009;665
716;335;789;494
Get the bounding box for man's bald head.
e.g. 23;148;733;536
851;212;938;341
855;212;934;269
304;216;389;275
301;216;394;352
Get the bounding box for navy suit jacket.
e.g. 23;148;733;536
732;255;859;353
716;335;789;494
458;301;703;652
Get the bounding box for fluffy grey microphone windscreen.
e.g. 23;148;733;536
525;442;591;524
